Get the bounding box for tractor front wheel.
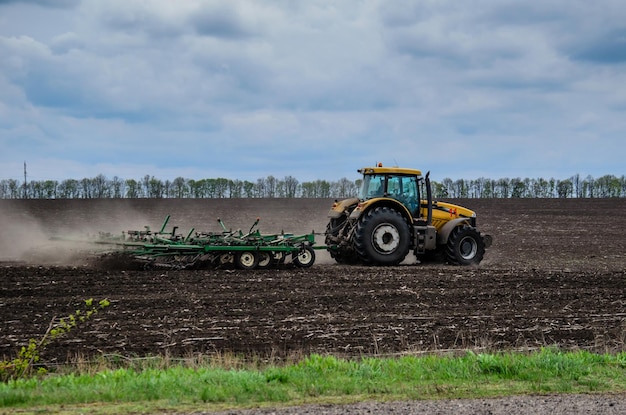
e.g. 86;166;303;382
445;225;485;265
354;206;410;265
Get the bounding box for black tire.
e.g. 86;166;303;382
293;245;315;268
234;251;258;270
325;217;346;240
353;206;410;265
257;251;273;269
445;225;485;265
325;217;358;264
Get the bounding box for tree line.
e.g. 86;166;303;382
0;173;624;199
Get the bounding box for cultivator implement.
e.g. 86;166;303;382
94;215;317;270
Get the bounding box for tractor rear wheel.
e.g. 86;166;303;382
354;206;410;265
235;251;258;270
445;225;485;265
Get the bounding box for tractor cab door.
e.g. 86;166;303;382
387;175;420;218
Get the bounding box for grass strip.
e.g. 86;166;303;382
1;348;625;414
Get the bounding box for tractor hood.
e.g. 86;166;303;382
430;201;476;219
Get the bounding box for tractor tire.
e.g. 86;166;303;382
293;245;315;268
354;206;410;265
326;218;360;264
234;251;258;270
445;225;485;265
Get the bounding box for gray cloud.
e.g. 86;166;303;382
189;4;258;39
570;29;626;64
0;0;79;7
0;0;624;183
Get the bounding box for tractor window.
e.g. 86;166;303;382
390;175;420;215
360;174;386;199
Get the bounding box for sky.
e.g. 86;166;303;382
0;0;625;184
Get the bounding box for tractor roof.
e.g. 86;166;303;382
358;165;422;176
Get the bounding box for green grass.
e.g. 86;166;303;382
1;348;625;414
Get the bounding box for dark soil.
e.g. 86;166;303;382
1;198;625;413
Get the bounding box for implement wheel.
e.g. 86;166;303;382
293;245;315;268
235;251;258;270
257;251;273;269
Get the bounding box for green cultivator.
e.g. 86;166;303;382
96;215;317;270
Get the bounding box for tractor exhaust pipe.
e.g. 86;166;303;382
425;171;432;226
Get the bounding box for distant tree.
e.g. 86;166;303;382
80;178;93;198
93;174;110;198
5;171;626;199
125;179;141;198
243;180;255;198
595;174;622;197
572;174;582;198
111;176;125;198
163;179;172;198
283;175;299;198
0;180;7;198
582;175;595;198
58;179;79;198
188;179;204;198
431;180;446;198
556;179;573;198
171;177;188;198
253;178;266;198
300;180;331;198
228;179;243;198
510;178;525;198
300;181;315;198
440;178;453;197
42;180;58;199
147;176;164;198
215;178;229;198
7;179;21;198
265;175;277;198
331;177;357;198
482;179;494;198
453;179;468;198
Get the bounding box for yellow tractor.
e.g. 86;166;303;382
324;164;492;265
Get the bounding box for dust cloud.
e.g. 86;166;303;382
0;204;74;264
0;203;148;266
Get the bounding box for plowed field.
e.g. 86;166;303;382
1;198;625;364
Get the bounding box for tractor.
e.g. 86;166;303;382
324;164;492;266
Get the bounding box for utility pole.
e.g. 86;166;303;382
23;161;27;199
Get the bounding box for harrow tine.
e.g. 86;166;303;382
159;215;171;234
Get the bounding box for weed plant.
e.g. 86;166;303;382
0;298;110;382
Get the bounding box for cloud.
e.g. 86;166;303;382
0;0;625;185
0;0;79;8
570;29;626;64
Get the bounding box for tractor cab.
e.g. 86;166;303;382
358;166;423;218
